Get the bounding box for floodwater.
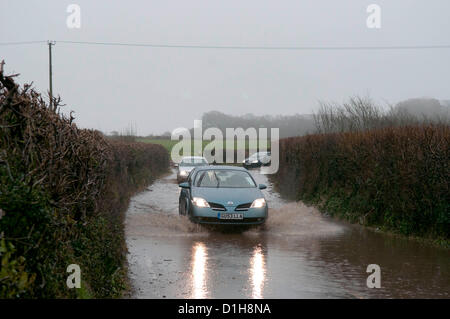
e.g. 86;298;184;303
125;168;449;299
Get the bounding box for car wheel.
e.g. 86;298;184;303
185;199;191;217
179;198;189;216
184;198;195;220
178;199;184;215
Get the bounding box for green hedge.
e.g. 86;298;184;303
272;125;449;240
0;70;169;298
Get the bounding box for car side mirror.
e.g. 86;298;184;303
179;182;190;188
258;184;267;190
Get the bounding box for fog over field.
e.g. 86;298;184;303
1;0;449;135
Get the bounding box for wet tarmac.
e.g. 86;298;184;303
125;168;449;299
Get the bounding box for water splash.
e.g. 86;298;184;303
126;213;207;237
249;202;345;236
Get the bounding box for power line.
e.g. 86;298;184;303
1;40;450;50
0;41;47;46
57;41;450;50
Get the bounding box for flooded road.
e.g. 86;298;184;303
125;168;449;299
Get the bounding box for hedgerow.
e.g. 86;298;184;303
0;65;169;298
273;125;449;239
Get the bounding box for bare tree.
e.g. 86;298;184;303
311;95;448;134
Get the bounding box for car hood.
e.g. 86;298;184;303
179;166;196;172
192;187;263;206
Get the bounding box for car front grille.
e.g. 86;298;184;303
208;202;226;211
234;203;252;211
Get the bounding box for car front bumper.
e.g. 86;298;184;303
190;206;268;225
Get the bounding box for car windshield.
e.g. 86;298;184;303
180;158;208;166
194;169;256;188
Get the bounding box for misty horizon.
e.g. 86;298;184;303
1;0;449;135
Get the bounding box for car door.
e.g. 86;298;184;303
182;169;198;215
180;169;195;201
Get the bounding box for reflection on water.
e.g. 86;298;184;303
127;169;450;298
250;245;266;299
189;242;268;299
191;242;208;299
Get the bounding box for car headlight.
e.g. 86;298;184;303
180;170;188;176
250;198;266;208
192;197;210;208
251;160;259;163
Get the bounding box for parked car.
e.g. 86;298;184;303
178;166;268;225
242;151;271;168
175;156;209;183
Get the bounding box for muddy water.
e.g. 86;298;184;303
125;168;449;299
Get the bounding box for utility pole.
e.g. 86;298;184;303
48;41;55;110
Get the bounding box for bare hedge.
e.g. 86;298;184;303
272;125;449;239
0;66;169;297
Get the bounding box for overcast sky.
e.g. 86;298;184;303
1;0;449;135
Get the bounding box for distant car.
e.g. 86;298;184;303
176;156;209;183
242;151;271;168
178;166;268;225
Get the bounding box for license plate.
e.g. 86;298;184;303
218;213;243;220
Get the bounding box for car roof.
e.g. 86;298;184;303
250;151;270;156
181;156;207;160
193;165;248;172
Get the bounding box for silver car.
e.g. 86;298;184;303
243;151;271;168
175;156;209;183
